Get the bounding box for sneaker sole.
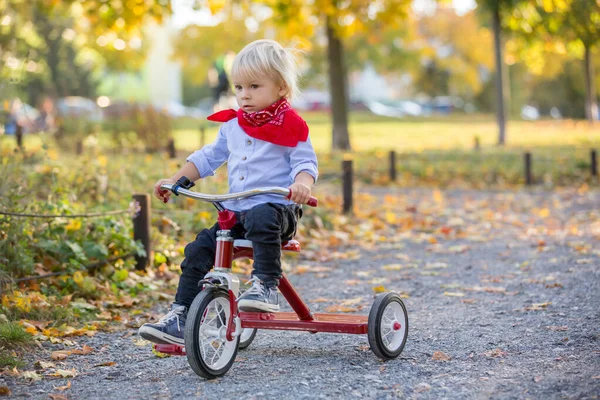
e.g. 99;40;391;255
238;299;280;313
138;326;185;346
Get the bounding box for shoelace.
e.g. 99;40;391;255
243;277;266;297
158;307;185;332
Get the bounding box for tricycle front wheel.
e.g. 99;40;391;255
185;288;240;379
367;292;408;360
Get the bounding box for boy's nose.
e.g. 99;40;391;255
241;91;250;100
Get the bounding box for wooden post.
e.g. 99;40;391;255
474;136;480;151
524;152;533;185
76;140;83;155
342;158;353;214
591;149;597;177
167;138;176;159
389;150;397;182
133;194;151;270
15;123;23;151
200;126;206;148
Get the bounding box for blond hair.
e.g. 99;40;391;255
231;39;300;100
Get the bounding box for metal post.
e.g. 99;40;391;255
167;138;176;159
524;152;533;185
342;158;353;214
591;149;597;177
200;126;206;148
389;150;397;182
133;194;151;270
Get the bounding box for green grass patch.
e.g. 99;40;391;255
0;321;32;369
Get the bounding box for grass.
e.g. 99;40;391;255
0;321;32;368
172;112;600;153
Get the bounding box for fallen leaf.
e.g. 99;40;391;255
523;302;551;311
324;305;358;313
48;394;68;400
382;264;403;271
340;297;363;306
22;371;42;381
372;285;386;293
0;386;10;396
51;369;77;378
34;360;56;369
483;348;507;358
71;345;94;355
54;381;71;391
546;326;568;332
443;291;465;297
432;351;451;361
93;361;116;367
51;351;71;360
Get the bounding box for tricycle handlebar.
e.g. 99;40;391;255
160;183;318;207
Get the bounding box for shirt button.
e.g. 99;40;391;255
239;176;244;180
242;156;247;161
246;140;252;145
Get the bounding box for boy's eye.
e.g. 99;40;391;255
250;84;259;89
234;85;242;90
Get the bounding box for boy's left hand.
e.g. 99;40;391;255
288;183;312;204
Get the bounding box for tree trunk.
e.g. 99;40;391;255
584;44;599;124
491;6;507;146
326;20;351;151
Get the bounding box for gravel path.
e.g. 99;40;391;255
4;187;600;399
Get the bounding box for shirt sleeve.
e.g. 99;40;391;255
289;136;319;184
186;124;230;178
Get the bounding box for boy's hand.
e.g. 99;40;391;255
154;178;176;203
288;182;312;205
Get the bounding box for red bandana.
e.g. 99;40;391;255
207;98;308;147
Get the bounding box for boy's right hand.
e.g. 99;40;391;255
154;178;176;203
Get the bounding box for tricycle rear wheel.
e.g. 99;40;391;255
367;292;408;359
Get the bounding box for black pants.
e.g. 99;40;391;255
175;203;299;307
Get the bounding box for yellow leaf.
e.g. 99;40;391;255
443;291;465;297
324;305;358;313
340;297;363;306
52;369;77;378
384;212;397;224
372;285;386;293
382;264;403;271
22;371;42;381
73;271;84;285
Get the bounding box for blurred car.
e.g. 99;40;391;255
2;99;41;134
521;105;540;121
293;90;330;111
56;96;103;122
366;99;424;118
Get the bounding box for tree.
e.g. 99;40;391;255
0;0;172;105
508;0;600;123
477;0;523;145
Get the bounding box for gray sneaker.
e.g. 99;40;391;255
238;277;280;312
138;304;187;345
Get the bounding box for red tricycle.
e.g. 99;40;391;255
153;177;409;379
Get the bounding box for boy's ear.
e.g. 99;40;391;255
278;84;288;97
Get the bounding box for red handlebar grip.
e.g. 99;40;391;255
286;189;318;207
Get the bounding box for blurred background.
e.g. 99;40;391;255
1;0;598;150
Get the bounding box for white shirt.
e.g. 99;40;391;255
186;118;319;211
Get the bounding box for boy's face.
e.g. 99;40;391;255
232;73;287;113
